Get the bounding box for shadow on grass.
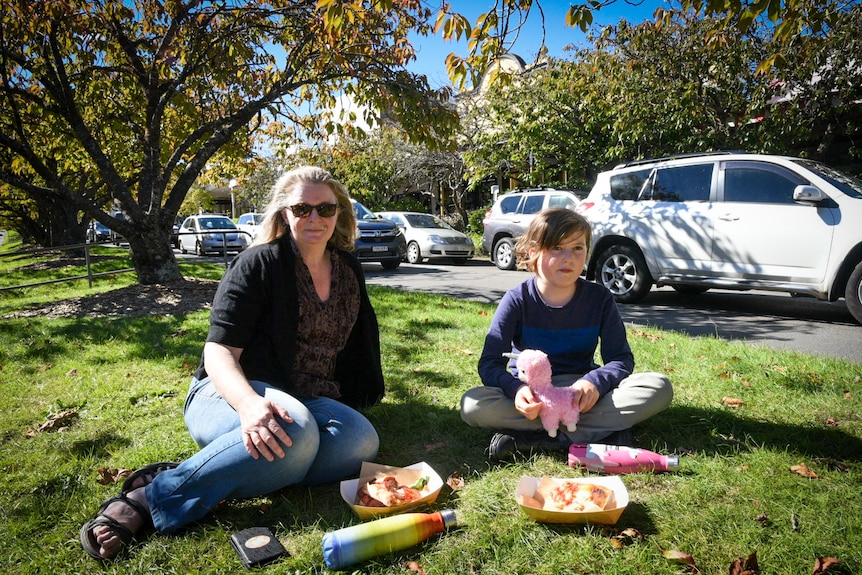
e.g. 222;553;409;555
638;404;862;462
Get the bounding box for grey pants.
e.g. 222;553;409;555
460;372;673;443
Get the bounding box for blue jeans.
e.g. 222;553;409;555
145;377;379;533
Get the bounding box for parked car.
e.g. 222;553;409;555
482;187;587;270
351;200;406;270
237;212;264;242
176;214;246;255
171;216;184;249
576;151;862;324
86;221;110;243
376;211;474;264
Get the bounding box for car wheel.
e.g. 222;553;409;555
596;244;653;303
671;284;709;295
195;241;205;256
381;259;401;270
493;238;516;270
845;260;862;325
406;241;422;264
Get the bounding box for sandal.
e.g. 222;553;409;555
121;461;180;493
80;491;151;561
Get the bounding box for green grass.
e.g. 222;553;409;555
1;234;860;574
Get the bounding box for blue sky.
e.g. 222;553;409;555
407;0;669;88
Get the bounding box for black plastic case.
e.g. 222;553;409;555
230;527;287;569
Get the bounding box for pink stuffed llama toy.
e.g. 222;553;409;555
508;349;580;438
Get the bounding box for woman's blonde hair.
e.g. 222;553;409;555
514;208;592;273
253;166;357;251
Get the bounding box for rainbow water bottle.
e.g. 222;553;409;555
568;443;679;474
322;509;458;570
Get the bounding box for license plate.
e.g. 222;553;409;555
372;246;388;252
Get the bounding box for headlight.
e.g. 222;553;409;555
428;235;443;244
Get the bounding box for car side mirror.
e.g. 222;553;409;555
793;185;823;202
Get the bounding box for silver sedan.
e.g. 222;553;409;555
376;211;474;265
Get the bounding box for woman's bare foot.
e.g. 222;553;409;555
80;487;151;560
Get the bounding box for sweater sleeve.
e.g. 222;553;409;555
579;288;634;395
477;287;525;399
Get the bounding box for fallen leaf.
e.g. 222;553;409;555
25;410;79;436
662;549;697;571
729;551;759;575
790;463;818;479
96;467;132;485
66;368;79;377
843;390;851;399
825;418;837;426
478;310;488;316
404;561;427;574
754;513;770;526
813;457;849;472
610;527;643;548
722;397;744;406
461;348;473;355
424;442;445;452
791;511;799;531
446;472;464;491
812;557;841;574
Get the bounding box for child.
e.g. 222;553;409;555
460;208;673;460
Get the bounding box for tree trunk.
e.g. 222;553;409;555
126;218;185;285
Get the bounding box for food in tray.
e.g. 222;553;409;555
541;480;615;513
356;475;426;508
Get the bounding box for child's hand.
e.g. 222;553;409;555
514;385;543;420
571;379;599;413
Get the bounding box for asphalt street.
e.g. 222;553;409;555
362;258;862;365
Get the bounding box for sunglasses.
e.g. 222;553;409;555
287;202;339;218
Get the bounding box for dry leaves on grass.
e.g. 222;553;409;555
662;549;699;572
791;462;819;479
729;551;759;575
96;467;133;486
25;410;79;436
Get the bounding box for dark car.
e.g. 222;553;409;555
351;200;406;270
87;221;111;243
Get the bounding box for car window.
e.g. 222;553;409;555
548;194;578;209
406;214;446;229
520;194;545;215
724;163;805;204
650;164;713;202
793;159;862;199
497;195;521;214
610;169;652;200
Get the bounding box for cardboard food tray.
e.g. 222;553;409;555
340;461;443;520
516;475;628;525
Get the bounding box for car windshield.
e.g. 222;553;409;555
792;159;862;199
352;201;378;220
404;214;451;230
244;214;263;224
200;217;236;229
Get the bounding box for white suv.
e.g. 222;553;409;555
482;187;586;270
576;152;862;324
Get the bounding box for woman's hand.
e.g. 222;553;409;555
514;384;543;420
236;394;294;461
571;379;600;413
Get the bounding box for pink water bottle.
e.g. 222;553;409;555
322;509;458;570
568;443;679;474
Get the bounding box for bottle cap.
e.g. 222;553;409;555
439;509;458;529
666;455;680;469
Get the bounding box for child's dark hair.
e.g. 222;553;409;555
514;208;592;273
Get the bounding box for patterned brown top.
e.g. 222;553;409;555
290;240;360;399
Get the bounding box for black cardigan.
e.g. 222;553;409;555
193;234;385;408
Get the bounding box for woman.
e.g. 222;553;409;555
81;166;384;560
460;208;672;460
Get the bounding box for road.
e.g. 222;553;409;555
362;258;862;365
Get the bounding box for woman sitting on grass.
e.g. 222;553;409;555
80;166;385;560
460;208;673;460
